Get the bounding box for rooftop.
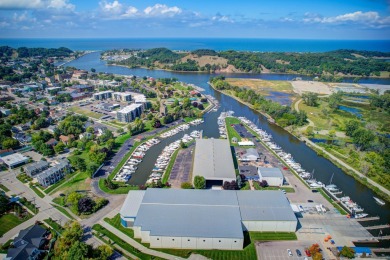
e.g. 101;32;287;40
1;153;29;165
258;167;284;178
117;103;143;114
192;139;236;181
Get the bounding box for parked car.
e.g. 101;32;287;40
287;249;293;257
296;249;302;257
307;200;314;203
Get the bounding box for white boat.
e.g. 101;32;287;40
354;213;369;219
373;197;386;206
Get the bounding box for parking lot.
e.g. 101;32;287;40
256;241;324;260
169;144;194;188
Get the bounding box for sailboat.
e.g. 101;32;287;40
373;197;386;206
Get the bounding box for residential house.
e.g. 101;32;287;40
36;159;71;187
59;135;73;145
6;224;50;260
24;161;50;177
46;125;57;134
45;138;58;147
79;132;93;140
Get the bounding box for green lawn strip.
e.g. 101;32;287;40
0;213;32;237
241;182;251;190
225;117;242;145
262;187;295;193
92;224;153;260
104;214;296;260
162;149;179;184
317;189;348;215
68;107;103;119
43;218;64;234
44;177;69;194
29;184;45;198
53;171;89;194
20;200;39;214
0;183;10;192
98;179;139;194
51;204;75;220
0;239;13;254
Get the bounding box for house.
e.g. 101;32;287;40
13;133;31;144
59;135;73;145
94;126;107;137
36;159;71;187
239;148;260;162
258;167;284;187
70;84;93;93
79;132;93;140
0;108;11;116
6;224;50;260
159;103;168;116
46;125;57;134
45;138;58;147
24;161;50;177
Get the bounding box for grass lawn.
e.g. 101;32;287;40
51;204;75;220
55;171;91;194
162;149;179;184
43;218;64;234
68;106;103;119
98;179;139;194
225;117;242;145
257;186;296;193
104;214;297;260
0;213;32;237
29;185;45;198
44;176;71;194
0;183;10;192
226;78;294;94
109;120;127;128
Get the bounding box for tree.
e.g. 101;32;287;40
152;118;162;128
181;182;193;189
345;120;360;136
104;178;118;190
66;192;83;207
302;92;319;107
2;138;19;149
91;68;96;73
328;129;336;140
96;244;113;259
78;197;95;214
0;194;9;215
69;156;86;171
54;221;84;257
54;142;66;154
339;246;355;259
328;92;343;110
352;128;375;150
67;241;89;260
193;175;206;189
182;98;191;109
259;180;268;187
308;244;323;260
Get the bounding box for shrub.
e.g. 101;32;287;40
181;182;193;189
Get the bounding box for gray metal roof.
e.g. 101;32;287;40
192;139;236;181
36;159;69;180
24;161;49;174
122;189;296;239
258;167;283;178
237;190;297;221
245;148;259;158
120;190;145;217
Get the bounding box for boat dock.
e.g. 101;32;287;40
322;187;353;214
365;224;390;230
356;216;381;222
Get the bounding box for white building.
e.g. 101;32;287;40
258;167;284;187
1;153;29;169
116;104;143;123
113;92;132;102
93;90;113;100
239;148;260;161
120;189;297;250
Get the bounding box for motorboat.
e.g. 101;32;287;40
354;213;369;219
373;197;386;206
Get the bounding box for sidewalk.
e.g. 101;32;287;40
100;221;185;260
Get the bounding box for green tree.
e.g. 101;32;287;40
69;156;86;172
194;176;206;189
352;128;375;150
328;92;343;110
96;245;113;260
0;194;9;215
345;120;360;137
54;142;66;154
66;192;83;207
339;246;355;259
2;138;19;149
302;92;319;107
67;241;88;260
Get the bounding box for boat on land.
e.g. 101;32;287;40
373;197;386;206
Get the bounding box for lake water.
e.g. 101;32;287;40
66;52;390;246
338;105;362;118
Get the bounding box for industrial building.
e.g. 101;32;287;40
258;167;284;187
192;139;236;186
116;104;143;123
93;90;113;100
120;189;297;250
113;92;132;102
1;153;29;169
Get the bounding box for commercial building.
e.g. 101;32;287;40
93;90;113;100
239;148;260;161
1;153;29;169
36;159;70;187
24;161;49;177
258;167;284;187
113;92;132;102
116;104;143;123
192;139;236;186
120;189;297;250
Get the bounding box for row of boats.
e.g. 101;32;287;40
218;111;235;138
146;130;201;184
160;124;190;138
113;138;160;182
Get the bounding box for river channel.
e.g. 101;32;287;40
67;52;390;245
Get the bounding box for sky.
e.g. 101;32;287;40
0;0;389;39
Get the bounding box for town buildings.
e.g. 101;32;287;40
116;104;143;123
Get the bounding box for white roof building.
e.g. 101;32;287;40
1;153;29;169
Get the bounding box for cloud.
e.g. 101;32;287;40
303;11;390;28
143;4;182;17
0;0;74;10
100;0;123;14
212;14;234;23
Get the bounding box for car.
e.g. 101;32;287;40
307;200;314;203
312;189;319;193
296;249;302;257
287;249;293;257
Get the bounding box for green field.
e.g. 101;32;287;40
51;204;75;220
54;171;90;194
225;117;242;145
0;183;10;192
162;149;179;184
68;106;104;119
0;213;32;236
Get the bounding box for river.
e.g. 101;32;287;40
66;52;390;246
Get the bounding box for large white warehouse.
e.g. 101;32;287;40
120;189;297;250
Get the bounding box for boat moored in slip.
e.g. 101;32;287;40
354;213;369;219
373;197;386;206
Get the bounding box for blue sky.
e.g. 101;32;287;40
0;0;389;39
